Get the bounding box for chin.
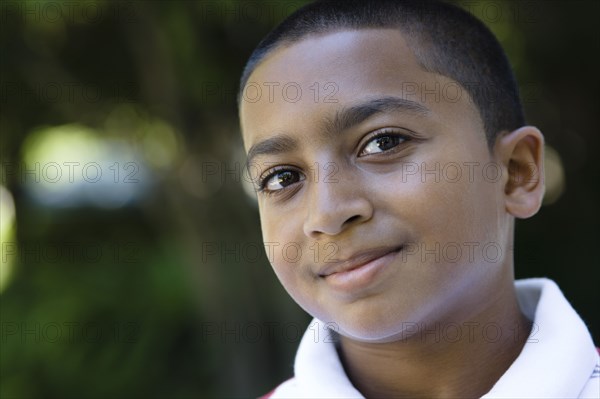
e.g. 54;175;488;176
336;319;412;343
326;297;445;343
309;307;419;344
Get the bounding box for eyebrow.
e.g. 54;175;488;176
245;96;430;168
246;134;298;170
327;96;430;135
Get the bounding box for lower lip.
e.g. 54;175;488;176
323;249;400;292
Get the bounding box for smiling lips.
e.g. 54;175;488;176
318;246;403;291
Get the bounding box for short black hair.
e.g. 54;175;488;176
239;0;526;147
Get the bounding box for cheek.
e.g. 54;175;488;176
267;248;326;321
258;203;334;320
377;162;502;246
259;203;303;261
259;203;308;287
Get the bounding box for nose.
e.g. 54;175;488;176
302;170;373;239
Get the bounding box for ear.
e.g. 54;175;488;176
495;126;545;219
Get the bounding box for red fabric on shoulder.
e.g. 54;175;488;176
597;347;600;355
258;388;276;399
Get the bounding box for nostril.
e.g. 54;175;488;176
344;215;361;225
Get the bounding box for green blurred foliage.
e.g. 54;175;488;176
0;1;598;398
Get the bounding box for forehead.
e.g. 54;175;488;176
240;29;483;150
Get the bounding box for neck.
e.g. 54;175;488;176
337;280;531;399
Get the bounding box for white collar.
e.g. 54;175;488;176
483;278;597;398
273;278;598;398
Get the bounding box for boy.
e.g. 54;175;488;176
238;0;599;397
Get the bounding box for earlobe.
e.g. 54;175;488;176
497;126;545;219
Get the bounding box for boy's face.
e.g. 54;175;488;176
240;30;513;341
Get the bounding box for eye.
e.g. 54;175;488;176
359;131;408;156
259;168;305;194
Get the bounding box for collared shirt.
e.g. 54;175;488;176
264;278;600;398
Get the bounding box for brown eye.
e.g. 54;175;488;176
360;134;406;156
261;169;304;193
